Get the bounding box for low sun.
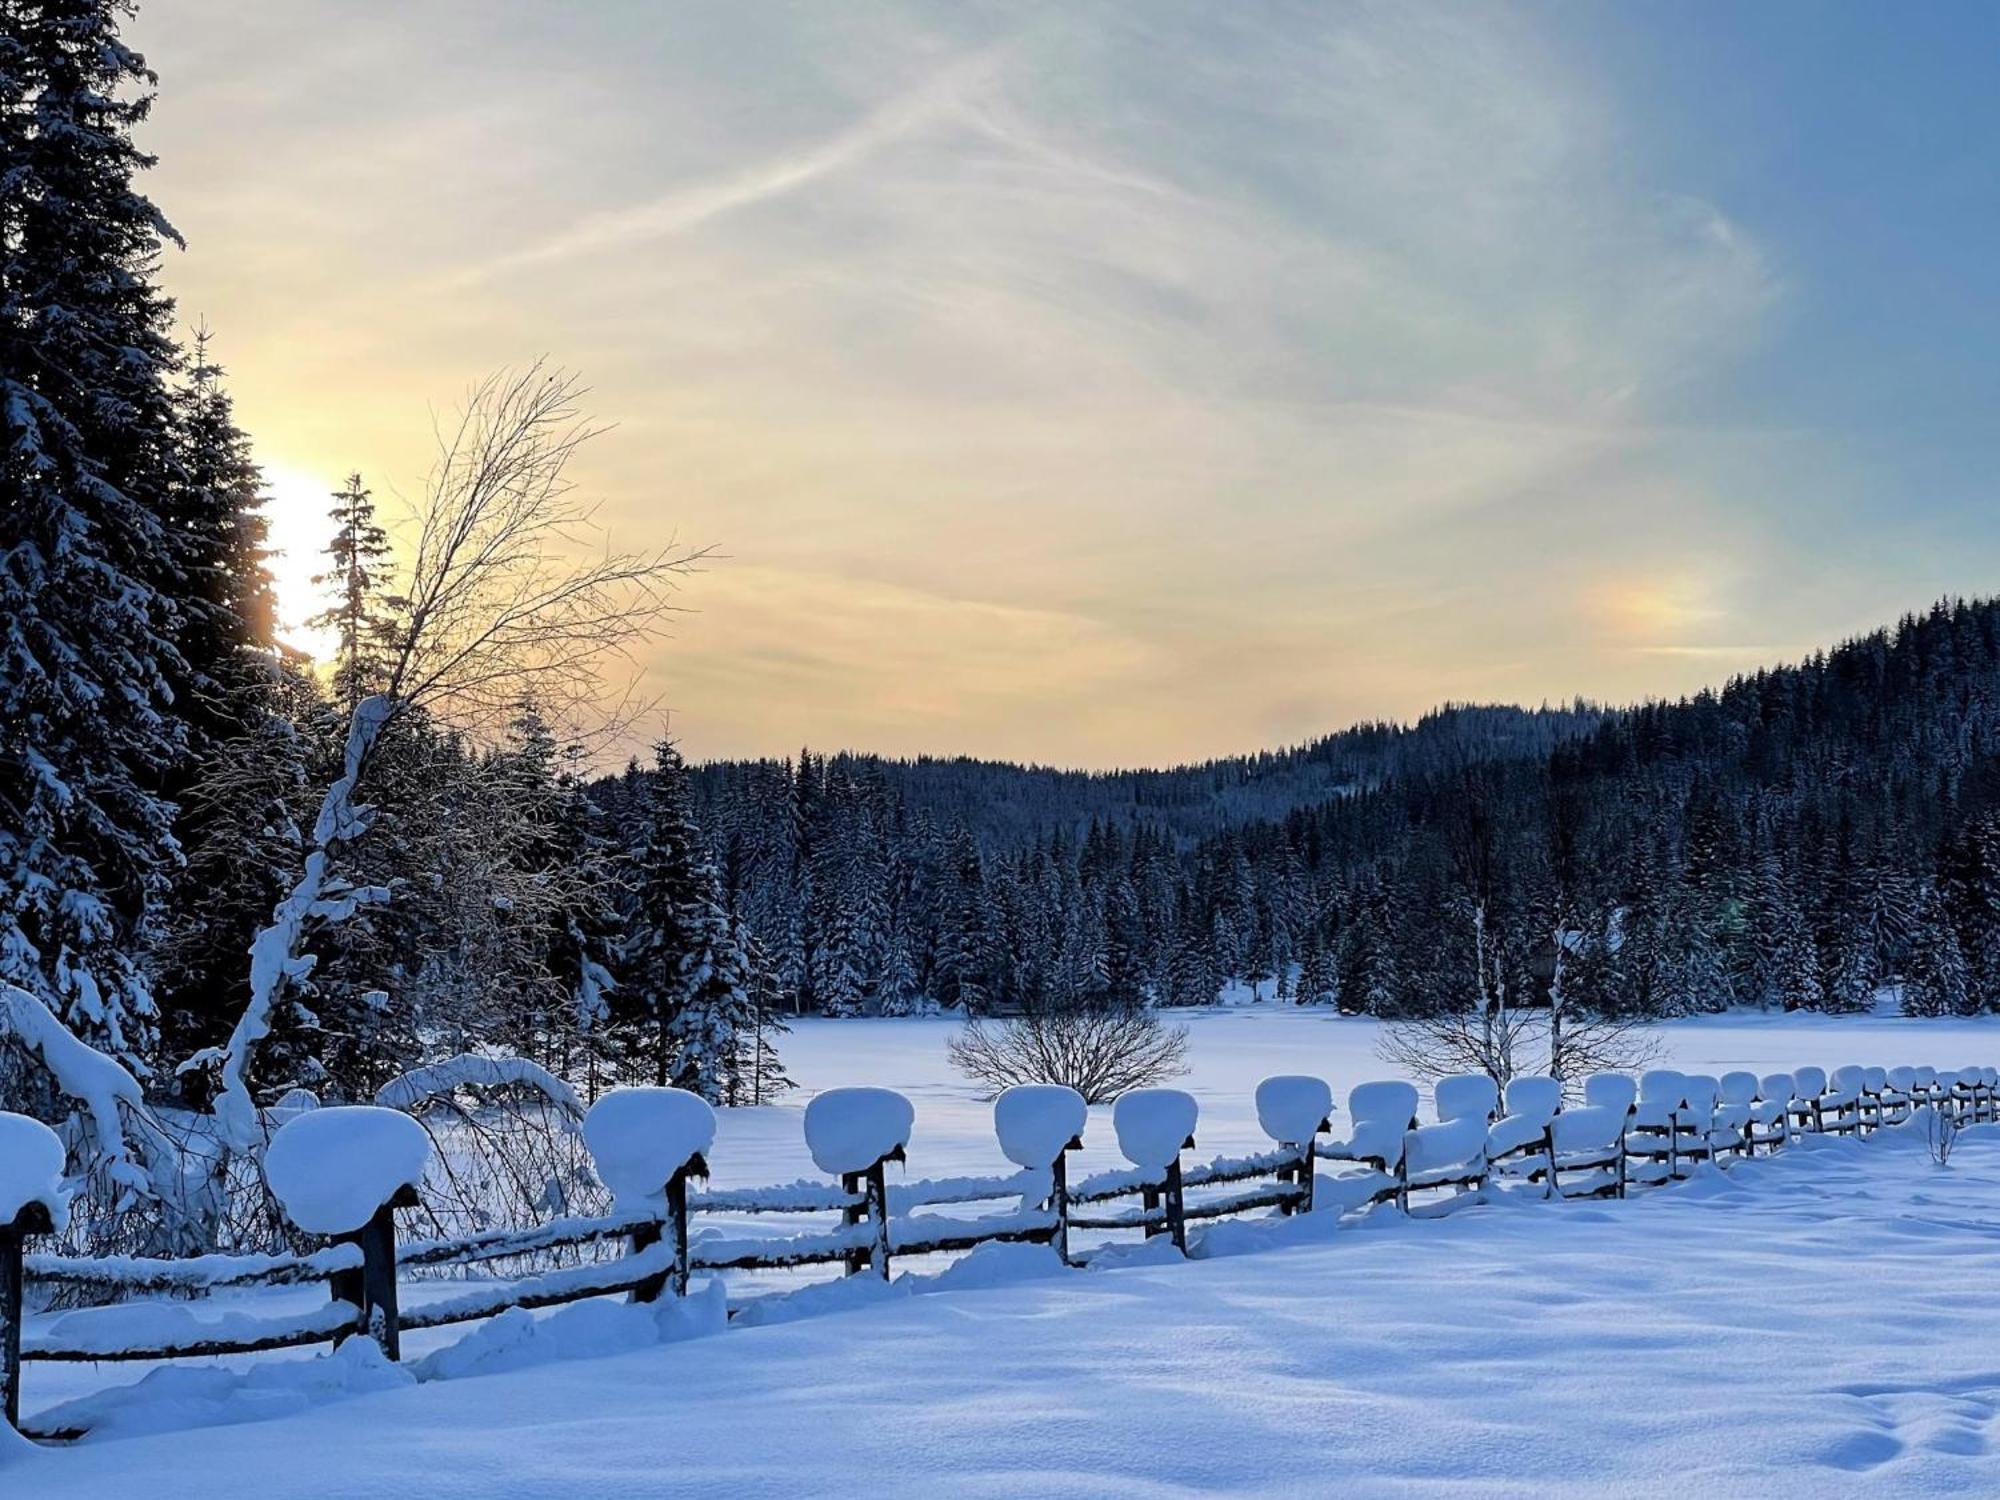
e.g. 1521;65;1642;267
260;462;344;663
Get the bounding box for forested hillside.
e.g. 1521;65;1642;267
685;600;2000;1021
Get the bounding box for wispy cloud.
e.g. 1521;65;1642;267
138;2;1800;765
456;46;1009;286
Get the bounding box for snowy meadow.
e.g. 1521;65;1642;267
702;1007;2000;1184
15;1007;2000;1497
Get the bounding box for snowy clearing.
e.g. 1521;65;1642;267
17;1009;2000;1494
695;1007;2000;1186
18;1108;2000;1495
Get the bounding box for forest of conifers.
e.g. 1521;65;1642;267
687;600;2000;1024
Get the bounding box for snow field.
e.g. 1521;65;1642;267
20;1116;2000;1496
18;1007;2000;1493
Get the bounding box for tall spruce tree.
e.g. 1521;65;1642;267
0;0;186;1071
309;473;400;714
611;741;764;1099
155;331;291;1073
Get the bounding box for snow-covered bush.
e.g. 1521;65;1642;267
582;1088;715;1211
804;1087;913;1176
992;1084;1087;1169
1112;1088;1198;1172
371;1056;602;1251
264;1106;433;1235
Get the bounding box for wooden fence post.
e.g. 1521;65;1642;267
330;1184;416;1361
840;1170;867;1275
1;1204;50;1435
1050;1143;1077;1266
842;1147;900;1279
629;1154;702;1303
1615;1107;1631;1199
1163;1158;1187;1254
666;1160;695;1297
864;1158;892;1280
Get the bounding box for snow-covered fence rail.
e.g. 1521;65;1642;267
6;1061;1998;1441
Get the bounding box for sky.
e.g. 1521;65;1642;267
131;2;2000;768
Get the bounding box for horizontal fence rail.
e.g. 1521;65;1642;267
3;1060;1994;1441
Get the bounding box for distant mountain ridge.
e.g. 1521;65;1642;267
692;701;1605;848
665;596;2000;1021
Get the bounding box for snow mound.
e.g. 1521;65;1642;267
1112;1087;1198;1171
925;1239;1068;1292
413;1282;724;1382
29;1333;411;1444
0;1110;69;1233
992;1084;1086;1168
804;1087;914;1176
1254;1075;1332;1145
582;1087;716;1210
264;1106;433;1236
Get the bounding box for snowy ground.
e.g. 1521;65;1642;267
17;1009;2000;1494
705;1007;2000;1185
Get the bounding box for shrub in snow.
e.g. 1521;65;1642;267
804;1087;914;1177
264;1106;434;1236
376;1055;584;1121
582;1088;716;1210
1112;1087;1198;1171
1254;1075;1332;1146
992;1084;1087;1169
0;1110;70;1233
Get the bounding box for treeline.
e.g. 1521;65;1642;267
689;600;2000;1022
1;0;784;1120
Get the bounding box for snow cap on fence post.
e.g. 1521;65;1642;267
993;1084;1087;1169
1255;1076;1333;1146
265;1105;433;1236
804;1087;914;1177
1113;1087;1199;1171
0;1112;68;1236
583;1088;717;1211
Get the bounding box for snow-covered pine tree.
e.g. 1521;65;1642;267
725;925;792;1105
0;0;186;1073
166;327;278;744
1295;926;1335;1006
1904;885;1971;1018
546;737;623;1096
155;332;293;1074
308;473;401;714
611;741;762;1099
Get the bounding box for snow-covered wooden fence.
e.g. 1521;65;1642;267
4;1061;1995;1441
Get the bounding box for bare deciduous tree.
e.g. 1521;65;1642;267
947;1001;1189;1103
205;364;703;1154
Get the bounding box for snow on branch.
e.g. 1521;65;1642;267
374;1054;585;1122
211;695;395;1152
0;982;179;1209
